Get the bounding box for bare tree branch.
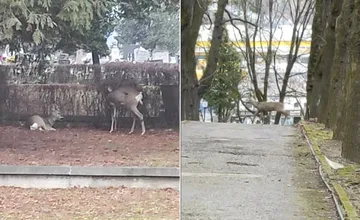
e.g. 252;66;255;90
239;92;255;114
203;11;213;30
222;8;258;27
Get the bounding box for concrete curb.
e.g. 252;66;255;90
0;165;179;177
301;122;359;220
0;165;179;189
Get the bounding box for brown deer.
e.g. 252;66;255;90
27;106;64;131
107;86;146;135
248;98;289;125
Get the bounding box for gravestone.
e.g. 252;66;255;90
134;47;150;62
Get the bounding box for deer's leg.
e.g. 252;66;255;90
261;112;266;124
114;107;118;131
281;113;286;125
130;105;145;135
109;106;116;133
268;111;272;124
284;111;290;118
252;111;259;124
129;115;136;135
114;108;118;131
109;107;114;133
281;110;289;125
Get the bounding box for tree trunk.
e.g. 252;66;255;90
92;51;100;64
263;0;274;102
274;39;299;123
37;51;46;83
198;0;229;97
239;1;264;102
318;0;342;125
274;0;315;124
274;91;286;123
236;99;243;123
218;107;223;122
341;0;360;162
0;67;8;121
181;0;206;121
306;0;329;119
92;51;102;83
181;74;200;121
327;0;352;140
149;49;153;60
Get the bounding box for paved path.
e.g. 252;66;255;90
181;121;336;220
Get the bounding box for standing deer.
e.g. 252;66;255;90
248;98;290;125
107;85;146;135
27;105;64;131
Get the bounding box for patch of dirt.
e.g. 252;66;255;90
317;138;347;165
0;186;179;220
305;123;360;216
0;125;179;167
319;139;342;157
302;123;345;163
292;134;338;219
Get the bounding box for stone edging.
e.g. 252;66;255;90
0;165;179;178
301;122;358;220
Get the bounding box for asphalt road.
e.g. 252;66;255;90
181;121;337;220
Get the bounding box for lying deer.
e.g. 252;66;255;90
27;108;64;131
107;85;146;135
248;98;289;125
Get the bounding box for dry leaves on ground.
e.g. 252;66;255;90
0;126;179;167
0;186;179;220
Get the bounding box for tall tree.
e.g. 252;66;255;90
315;0;342;125
56;12;116;64
56;0;168;64
181;0;209;120
203;29;243;122
341;0;359;161
306;0;329;119
231;0;279;102
327;0;352;140
182;0;229;121
0;0;113;78
0;0;112;46
115;7;180;56
274;0;315;124
0;0;167;65
306;0;360;162
225;0;314;124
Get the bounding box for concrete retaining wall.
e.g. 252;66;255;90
0;165;179;190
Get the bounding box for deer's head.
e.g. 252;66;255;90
50;104;64;120
50;109;64;121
